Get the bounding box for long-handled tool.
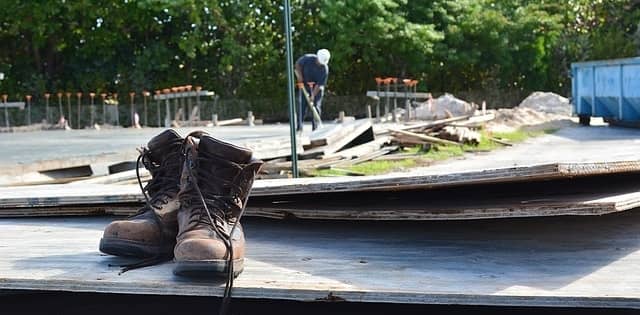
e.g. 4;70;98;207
296;81;323;129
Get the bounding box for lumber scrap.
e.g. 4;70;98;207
307;119;372;148
437;126;481;145
301;120;374;158
394;115;471;132
389;128;461;146
215;118;244;126
327;146;399;168
489;137;514;146
324;136;391;160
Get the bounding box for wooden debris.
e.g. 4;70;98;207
489;137;514;146
215;118;244;126
302;120;374;158
437;126;481;145
325;136;391;160
307;119;372;148
389;128;461;146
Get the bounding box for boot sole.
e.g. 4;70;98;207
100;237;174;258
173;258;244;277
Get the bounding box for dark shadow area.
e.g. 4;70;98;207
549;124;640;142
251;172;640;209
0;291;638;315
242;209;640;293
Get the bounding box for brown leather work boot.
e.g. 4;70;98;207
100;129;185;258
173;134;263;277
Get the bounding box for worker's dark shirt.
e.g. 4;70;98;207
296;54;329;86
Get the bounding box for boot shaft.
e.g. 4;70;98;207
178;135;263;230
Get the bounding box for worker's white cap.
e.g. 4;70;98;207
317;49;331;65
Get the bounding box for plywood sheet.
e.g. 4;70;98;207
1;214;640;308
1;161;640;210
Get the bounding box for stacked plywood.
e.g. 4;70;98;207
1;160;639;220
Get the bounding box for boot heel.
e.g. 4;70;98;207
173;258;244;277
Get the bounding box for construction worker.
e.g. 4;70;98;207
295;48;330;131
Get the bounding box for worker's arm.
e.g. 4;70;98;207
311;66;328;98
311;85;323;99
294;62;303;83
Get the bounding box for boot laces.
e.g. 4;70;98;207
113;146;182;273
182;148;257;315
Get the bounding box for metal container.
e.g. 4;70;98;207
571;57;640;126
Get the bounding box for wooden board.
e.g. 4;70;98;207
2;213;640;308
2;161;640;209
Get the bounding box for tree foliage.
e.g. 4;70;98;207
0;0;639;113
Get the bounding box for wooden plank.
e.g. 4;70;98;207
302;120;374;158
327;146;398;168
2;161;640;208
366;91;432;99
307;119;371;148
0;102;26;109
393;116;471;132
152;91;213;100
2;214;640;308
69;168;150;185
324;136;391;160
389;128;461;146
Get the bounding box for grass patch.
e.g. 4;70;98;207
492;128;559;143
309;127;560;177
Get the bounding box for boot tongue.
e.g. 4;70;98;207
147;129;182;160
198;136;253;164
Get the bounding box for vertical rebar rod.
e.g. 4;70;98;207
2;94;8;128
143;91;149;126
44;93;50;123
76;92;82;129
89;93;95;126
100;93;107;124
25;95;32;125
114;93;120;127
57;92;63;122
155;90;161;127
66;92;72;128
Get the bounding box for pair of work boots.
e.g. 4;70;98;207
99;130;263;276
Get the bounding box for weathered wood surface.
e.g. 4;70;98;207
2;161;640;209
246;188;640;220
302;120;374;158
2;214;640;308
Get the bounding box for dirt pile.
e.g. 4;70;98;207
518;92;572;116
486;92;573;132
413;93;476;120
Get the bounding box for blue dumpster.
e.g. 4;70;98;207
571;57;640;126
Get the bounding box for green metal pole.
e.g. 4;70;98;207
284;0;298;178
